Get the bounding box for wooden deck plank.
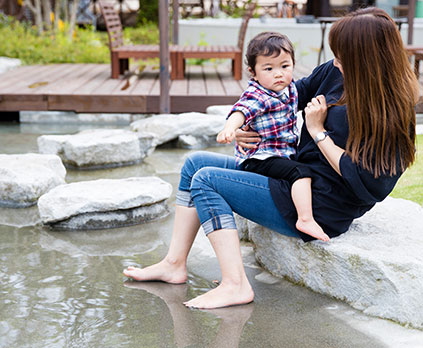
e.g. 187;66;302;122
73;68;110;95
53;64;107;95
169;77;188;96
0;65;62;94
28;64;93;95
187;64;206;96
129;74;156;96
0;65;40;89
216;64;243;96
130;65;158;96
48;95;148;113
87;72;122;95
203;65;225;96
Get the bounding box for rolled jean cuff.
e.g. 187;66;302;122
202;214;237;236
175;190;194;207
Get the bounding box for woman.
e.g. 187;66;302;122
124;8;418;309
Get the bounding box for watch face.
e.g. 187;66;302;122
315;132;327;143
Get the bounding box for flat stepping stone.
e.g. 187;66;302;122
0;154;66;208
245;197;423;329
38;177;172;230
37;129;154;169
130;112;225;147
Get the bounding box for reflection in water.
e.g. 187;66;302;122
124;281;254;348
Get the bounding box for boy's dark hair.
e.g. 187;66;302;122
246;32;295;73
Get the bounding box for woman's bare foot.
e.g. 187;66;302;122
296;218;330;242
183;280;254;309
123;259;187;284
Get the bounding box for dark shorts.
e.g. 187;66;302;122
240;156;313;185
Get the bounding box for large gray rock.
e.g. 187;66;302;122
130;112;226;147
206;105;232;116
0;57;21;74
0;154;66;207
38;177;173;230
246;197;423;329
37;129;155;169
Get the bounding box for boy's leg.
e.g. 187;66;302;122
243;157;330;241
291;178;330;241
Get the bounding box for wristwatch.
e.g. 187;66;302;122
314;131;329;144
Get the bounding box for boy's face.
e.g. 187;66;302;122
251;50;294;93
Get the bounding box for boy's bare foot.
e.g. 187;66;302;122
123;259;187;284
183;281;254;309
296;218;330;242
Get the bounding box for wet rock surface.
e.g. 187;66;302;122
37;129;155;169
130;112;225;148
0;153;66;207
246;197;423;329
38;177;173;230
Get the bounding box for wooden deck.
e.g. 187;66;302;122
0;63;314;114
0;63;421;114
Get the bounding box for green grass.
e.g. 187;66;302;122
390;134;423;205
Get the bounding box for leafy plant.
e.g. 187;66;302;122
0;17;159;64
138;0;159;24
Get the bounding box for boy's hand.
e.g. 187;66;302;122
217;129;235;144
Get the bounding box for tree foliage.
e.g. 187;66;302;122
138;0;158;24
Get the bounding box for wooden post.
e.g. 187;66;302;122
408;0;416;45
159;0;170;114
172;0;179;44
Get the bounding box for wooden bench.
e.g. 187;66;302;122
171;2;256;80
99;0;179;79
405;45;423;78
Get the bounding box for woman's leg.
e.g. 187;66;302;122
183;167;298;308
123;151;238;283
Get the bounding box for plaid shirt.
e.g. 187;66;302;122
228;79;298;163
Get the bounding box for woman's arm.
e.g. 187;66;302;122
305;95;345;175
234;125;260;155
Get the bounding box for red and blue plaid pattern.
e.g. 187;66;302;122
228;79;298;163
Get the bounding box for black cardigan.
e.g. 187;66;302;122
269;60;403;242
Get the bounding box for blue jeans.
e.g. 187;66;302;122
175;151;299;238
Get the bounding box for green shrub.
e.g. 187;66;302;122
138;0;159;24
0;16;159;65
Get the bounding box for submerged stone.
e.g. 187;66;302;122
246;197;423;329
130;112;226;148
21;111;146;124
38;177;173;230
37;128;155;169
0;153;66;207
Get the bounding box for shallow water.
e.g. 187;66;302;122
1;122;423;348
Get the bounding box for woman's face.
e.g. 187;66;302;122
333;58;344;75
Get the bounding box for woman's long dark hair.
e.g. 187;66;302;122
329;7;419;177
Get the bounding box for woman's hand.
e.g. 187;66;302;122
234;125;261;155
304;95;328;139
